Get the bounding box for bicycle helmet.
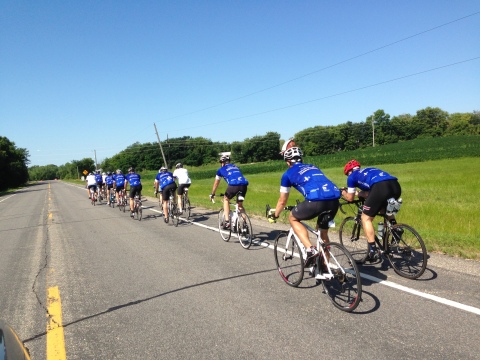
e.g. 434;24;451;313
160;166;168;172
283;147;303;162
102;172;106;176
280;138;297;155
344;160;361;175
175;163;183;169
116;169;122;174
128;167;134;173
219;155;230;163
107;172;112;176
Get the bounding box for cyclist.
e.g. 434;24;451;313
155;166;177;220
105;171;114;205
269;146;341;267
341;159;402;261
113;169;126;205
210;155;249;229
125;167;142;218
173;163;191;214
94;170;104;199
85;172;97;199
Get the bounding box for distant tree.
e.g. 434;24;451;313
413;107;449;137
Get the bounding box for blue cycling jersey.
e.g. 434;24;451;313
125;173;142;187
280;162;340;201
347;168;397;191
113;174;125;187
156;172;175;190
94;174;103;183
215;164;248;186
105;175;114;185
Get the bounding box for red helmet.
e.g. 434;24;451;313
344;160;360;175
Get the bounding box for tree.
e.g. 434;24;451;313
0;136;30;190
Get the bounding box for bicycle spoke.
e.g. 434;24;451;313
237;213;253;249
274;232;304;287
339;217;368;263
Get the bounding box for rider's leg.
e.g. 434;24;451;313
289;212;312;249
223;195;230;223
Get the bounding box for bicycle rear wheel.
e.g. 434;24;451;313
339;217;368;263
237;213;253;249
184;198;191;219
274;231;304;287
385;224;427;279
172;203;179;227
218;209;231;241
321;242;362;312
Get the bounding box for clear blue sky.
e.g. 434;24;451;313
1;0;479;167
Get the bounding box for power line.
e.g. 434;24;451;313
160;11;480;122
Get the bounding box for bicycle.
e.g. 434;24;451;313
117;189;127;213
266;204;362;312
180;187;191;220
96;186;102;204
132;194;142;221
212;192;253;249
338;198;427;279
165;189;179;227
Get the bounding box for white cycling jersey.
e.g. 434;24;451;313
173;168;191;185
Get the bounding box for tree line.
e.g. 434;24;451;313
12;106;479;183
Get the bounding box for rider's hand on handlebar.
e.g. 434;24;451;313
267;208;277;223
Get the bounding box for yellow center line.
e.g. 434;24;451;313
46;286;67;359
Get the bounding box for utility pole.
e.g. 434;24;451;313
154;123;168;167
371;112;375;147
94;150;98;170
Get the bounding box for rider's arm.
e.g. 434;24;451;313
210;178;221;197
274;192;289;218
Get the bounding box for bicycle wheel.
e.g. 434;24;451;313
384;223;427;279
237;213;253;249
218;209;231;241
274;231;304;287
172;203;179;227
184;198;191;219
339;217;368;263
321;242;362;312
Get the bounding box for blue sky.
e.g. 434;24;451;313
1;0;479;167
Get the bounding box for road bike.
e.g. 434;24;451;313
96;186;103;204
132;194;142;221
117;189;127;213
266;204;362;312
180;187;191;220
338;198;427;279
212;192;253;249
165;189;180;227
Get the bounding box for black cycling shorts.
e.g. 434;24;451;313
115;186;124;192
177;183;191;195
291;199;339;230
161;183;177;200
129;185;142;198
225;185;248;200
363;180;401;217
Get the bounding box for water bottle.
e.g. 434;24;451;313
396;198;403;213
386;198;396;216
378;222;384;239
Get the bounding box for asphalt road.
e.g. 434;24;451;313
1;181;479;359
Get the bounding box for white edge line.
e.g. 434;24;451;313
0;194;17;203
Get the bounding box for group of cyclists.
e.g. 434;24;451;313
86;164;192;221
85;139;401;264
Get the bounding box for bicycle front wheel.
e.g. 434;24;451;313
218;209;231;241
321;242;362;312
385;224;427;279
339;217;368;263
274;231;304;287
172;203;179;227
237;213;253;249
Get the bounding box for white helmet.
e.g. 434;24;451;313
283;147;303;162
280;138;297;155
